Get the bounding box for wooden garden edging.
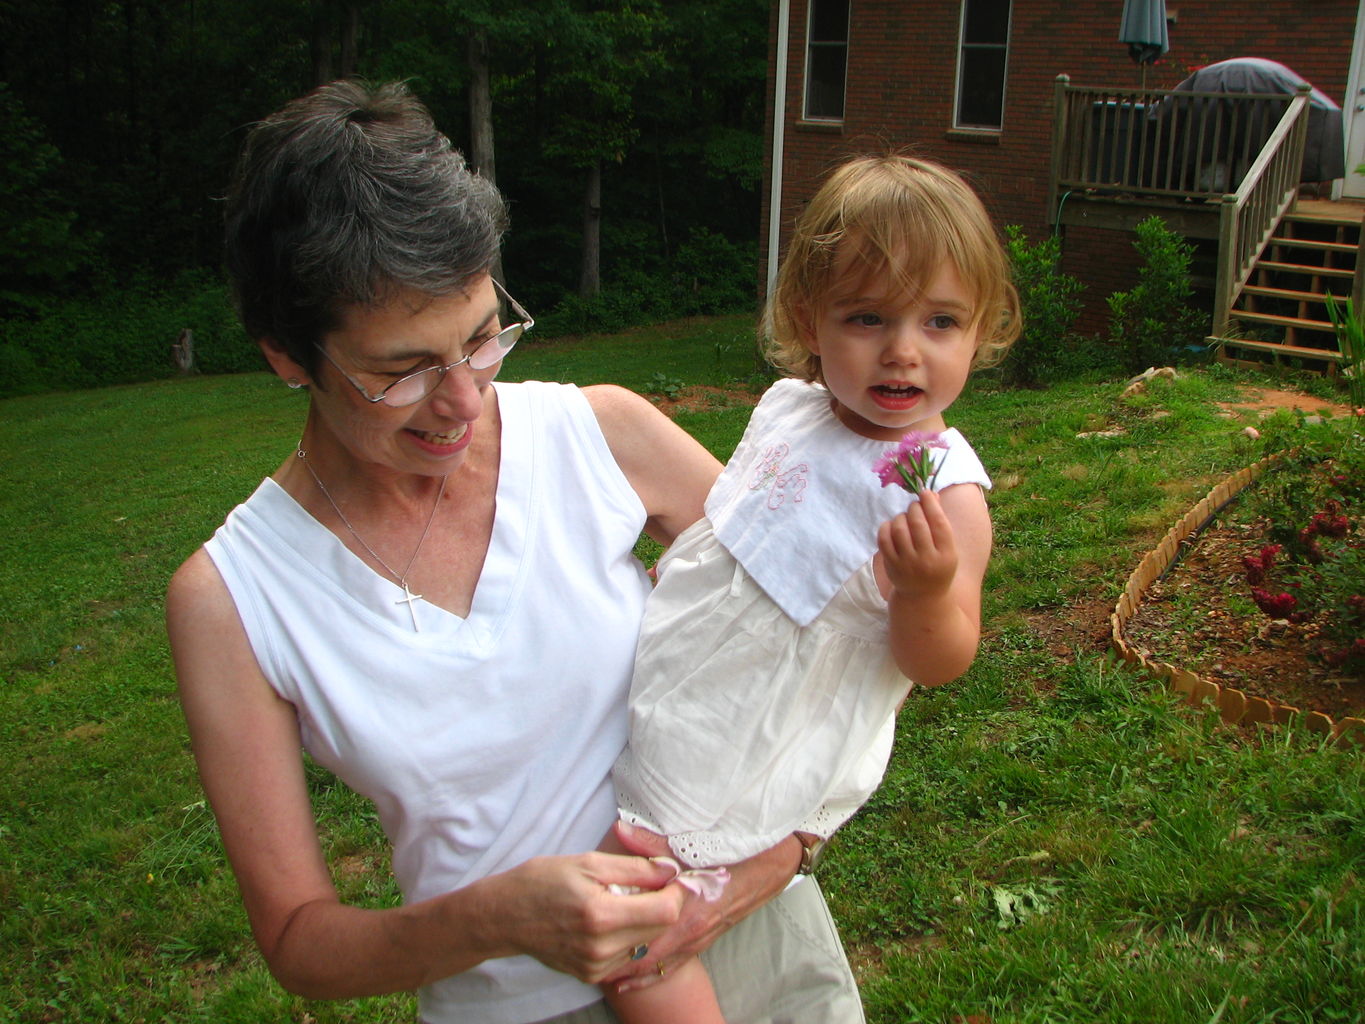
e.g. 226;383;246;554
1110;454;1365;747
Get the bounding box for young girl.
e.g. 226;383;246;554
604;154;1020;1022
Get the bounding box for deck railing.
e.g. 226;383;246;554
1210;86;1312;339
1049;74;1313;340
1050;75;1305;204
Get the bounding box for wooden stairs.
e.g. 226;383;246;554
1215;198;1364;375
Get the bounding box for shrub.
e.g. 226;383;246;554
1243;425;1365;670
0;271;253;398
0;341;42;397
537;228;757;337
1324;293;1365;418
1000;225;1087;385
668;229;757;315
1105;215;1206;373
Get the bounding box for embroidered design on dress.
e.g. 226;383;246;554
748;442;809;510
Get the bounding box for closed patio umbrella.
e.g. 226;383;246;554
1120;0;1169;86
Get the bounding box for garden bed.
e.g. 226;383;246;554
1113;455;1365;745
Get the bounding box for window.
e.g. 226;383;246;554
804;0;849;122
955;0;1011;130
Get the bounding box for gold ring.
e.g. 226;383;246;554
656;961;666;977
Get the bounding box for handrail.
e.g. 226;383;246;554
1210;86;1312;338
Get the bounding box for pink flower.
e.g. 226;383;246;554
873;431;948;493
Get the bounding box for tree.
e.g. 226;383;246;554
465;26;504;285
312;0;363;86
0;0;771;328
0;83;94;306
534;1;665;298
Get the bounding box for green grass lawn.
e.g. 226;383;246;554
1;316;1361;1023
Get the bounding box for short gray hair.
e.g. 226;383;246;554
224;79;509;374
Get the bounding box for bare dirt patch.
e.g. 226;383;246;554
1123;515;1365;721
1028;525;1365;724
1088;385;1361;721
1216;387;1355;421
650;384;761;416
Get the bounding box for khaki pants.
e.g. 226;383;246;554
536;878;865;1024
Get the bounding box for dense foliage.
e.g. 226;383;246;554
0;3;1273;401
0;0;769;384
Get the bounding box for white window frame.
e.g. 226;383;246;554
954;0;1012;131
803;0;850;123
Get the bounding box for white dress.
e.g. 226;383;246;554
613;378;991;867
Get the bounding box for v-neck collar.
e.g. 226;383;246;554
257;382;533;649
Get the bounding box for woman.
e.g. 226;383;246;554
166;79;864;1023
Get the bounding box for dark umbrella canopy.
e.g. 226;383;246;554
1120;0;1169;65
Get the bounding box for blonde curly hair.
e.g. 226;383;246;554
763;154;1020;382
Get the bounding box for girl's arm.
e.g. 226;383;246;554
167;550;689;998
874;483;992;687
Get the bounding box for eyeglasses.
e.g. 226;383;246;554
314;278;534;408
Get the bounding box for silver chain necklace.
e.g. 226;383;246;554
296;448;447;632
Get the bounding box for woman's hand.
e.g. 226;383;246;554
483;851;688;984
599;822;801;993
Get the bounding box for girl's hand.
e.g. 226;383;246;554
876;488;959;601
493;852;687;984
600;822;800;992
876;482;990;686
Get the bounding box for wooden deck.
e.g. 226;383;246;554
1049;77;1364;373
1292;196;1365;224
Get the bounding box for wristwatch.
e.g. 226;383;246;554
795;832;829;875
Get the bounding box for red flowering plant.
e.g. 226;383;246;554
1242;423;1365;674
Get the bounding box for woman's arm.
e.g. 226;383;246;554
584;384;723;546
167;550;689;998
874;483;993;686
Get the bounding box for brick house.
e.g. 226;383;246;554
762;0;1365;356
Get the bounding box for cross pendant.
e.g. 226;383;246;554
396;582;423;632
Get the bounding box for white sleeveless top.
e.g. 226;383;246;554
614;378;990;866
205;381;651;1024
